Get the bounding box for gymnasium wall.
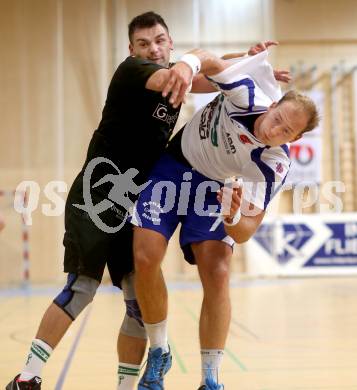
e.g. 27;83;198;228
0;0;356;284
0;0;115;284
273;0;357;214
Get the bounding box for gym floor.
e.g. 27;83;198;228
1;277;357;390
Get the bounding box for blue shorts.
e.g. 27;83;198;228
131;153;234;264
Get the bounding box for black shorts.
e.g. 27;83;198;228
63;172;134;288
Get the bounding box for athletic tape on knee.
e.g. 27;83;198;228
54;275;99;319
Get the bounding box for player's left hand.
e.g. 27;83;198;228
217;181;243;222
162;62;193;108
273;69;292;83
248;40;278;55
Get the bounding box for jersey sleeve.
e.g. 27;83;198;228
207;51;282;112
241;145;291;211
115;56;164;90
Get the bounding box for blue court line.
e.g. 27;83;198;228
55;305;92;390
181;302;247;371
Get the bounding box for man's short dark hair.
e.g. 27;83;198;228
128;11;169;43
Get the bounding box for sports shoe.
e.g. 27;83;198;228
6;374;42;390
197;377;224;390
138;347;172;389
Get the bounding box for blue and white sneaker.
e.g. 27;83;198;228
138;347;172;389
197;377;224;390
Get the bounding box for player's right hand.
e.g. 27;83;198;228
217;179;243;222
162;62;193;108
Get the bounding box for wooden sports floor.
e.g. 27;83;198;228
1;277;357;390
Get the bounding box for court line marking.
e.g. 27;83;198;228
168;336;188;373
55;305;92;390
230;317;261;341
181;302;247;371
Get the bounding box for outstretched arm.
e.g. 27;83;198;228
145;49;228;107
145;41;290;107
191;40;291;93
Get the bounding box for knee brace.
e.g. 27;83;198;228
54;274;99;320
120;273;147;339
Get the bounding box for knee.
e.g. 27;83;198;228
120;299;147;339
201;260;230;291
53;274;99;320
134;249;160;274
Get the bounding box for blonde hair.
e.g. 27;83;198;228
278;90;320;134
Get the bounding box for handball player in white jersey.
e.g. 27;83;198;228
133;50;319;390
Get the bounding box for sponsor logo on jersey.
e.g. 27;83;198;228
223;132;236;154
276;162;284;174
199;94;223;147
238;134;253;145
199;95;220;140
152;103;179;126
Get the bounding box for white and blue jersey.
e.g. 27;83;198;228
132;52;290;262
182;51;290;211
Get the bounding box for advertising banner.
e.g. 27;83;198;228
246;213;357;276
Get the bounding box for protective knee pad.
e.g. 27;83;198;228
53;274;99;320
121;272;136;300
120;301;147;339
120;273;147;339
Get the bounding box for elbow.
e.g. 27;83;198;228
205;59;226;76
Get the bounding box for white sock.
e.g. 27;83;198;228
19;339;53;381
117;362;141;390
200;349;224;385
144;319;169;352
